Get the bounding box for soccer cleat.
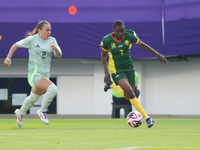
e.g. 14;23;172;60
37;109;49;125
14;109;23;127
146;117;154;128
104;80;113;92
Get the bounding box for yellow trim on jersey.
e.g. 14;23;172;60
135;37;139;44
129;43;132;49
101;47;109;52
108;51;116;74
28;62;38;90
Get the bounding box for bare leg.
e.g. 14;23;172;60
117;78;135;99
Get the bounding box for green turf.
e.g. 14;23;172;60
0;118;200;150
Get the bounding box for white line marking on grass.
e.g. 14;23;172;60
0;133;64;135
159;133;200;135
157;119;200;121
106;146;200;150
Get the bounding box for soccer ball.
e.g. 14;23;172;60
126;111;143;128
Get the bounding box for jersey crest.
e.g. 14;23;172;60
125;40;129;45
111;43;116;49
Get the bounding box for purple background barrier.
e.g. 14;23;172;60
164;0;200;56
0;0;199;58
0;0;162;23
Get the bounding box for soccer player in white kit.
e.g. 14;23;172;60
4;20;62;127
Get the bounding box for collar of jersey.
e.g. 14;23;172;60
36;33;49;42
111;33;124;42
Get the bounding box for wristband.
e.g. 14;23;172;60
6;58;11;65
6;58;11;61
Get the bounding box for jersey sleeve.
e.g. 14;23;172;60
15;36;33;48
100;38;109;51
129;30;139;44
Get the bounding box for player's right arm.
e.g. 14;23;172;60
4;36;32;67
100;38;110;84
4;44;18;67
101;49;110;84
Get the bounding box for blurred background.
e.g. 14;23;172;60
0;0;200;117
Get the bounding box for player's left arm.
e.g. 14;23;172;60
51;44;62;58
136;40;167;64
51;38;62;58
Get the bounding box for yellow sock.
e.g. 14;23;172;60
110;83;124;97
129;97;148;118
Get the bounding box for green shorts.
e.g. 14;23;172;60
111;70;135;86
28;75;42;90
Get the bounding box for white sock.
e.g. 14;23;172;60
145;116;150;120
20;92;41;115
41;84;58;112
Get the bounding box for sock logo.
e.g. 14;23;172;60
48;98;53;102
116;75;119;78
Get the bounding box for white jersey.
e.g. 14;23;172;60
16;34;61;79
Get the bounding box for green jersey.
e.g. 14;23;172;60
100;30;139;74
16;34;61;79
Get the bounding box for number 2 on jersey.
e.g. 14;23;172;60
120;49;123;55
42;51;46;59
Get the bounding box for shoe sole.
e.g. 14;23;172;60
104;85;110;92
37;111;49;125
14;110;22;127
42;121;49;125
148;121;154;128
104;81;113;92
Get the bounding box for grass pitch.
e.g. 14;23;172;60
0;118;200;150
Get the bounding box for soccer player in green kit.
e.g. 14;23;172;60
100;20;167;128
4;20;62;127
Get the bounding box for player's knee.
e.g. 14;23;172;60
47;84;58;95
126;92;136;99
129;93;136;99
